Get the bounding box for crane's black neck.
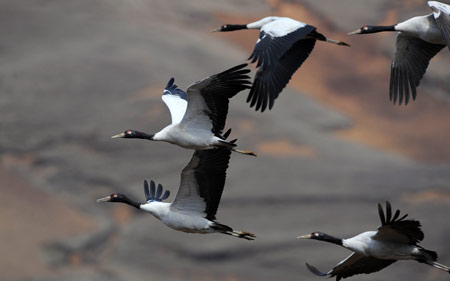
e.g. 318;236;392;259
127;130;155;140
112;194;142;209
219;24;248;32
313;232;343;246
361;25;396;34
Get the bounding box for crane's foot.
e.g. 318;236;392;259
234;149;257;157
229;230;256;240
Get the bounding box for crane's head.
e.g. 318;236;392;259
97;192;141;209
111;130;154;140
297;231;343;245
97;193;126;203
348;25;396;35
348;25;373;35
212;24;247;32
297;231;325;240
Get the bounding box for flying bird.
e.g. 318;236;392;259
97;147;256;240
112;64;256;156
214;16;350;112
348;1;450;105
298;201;450;280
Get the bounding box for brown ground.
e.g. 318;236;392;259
1;1;449;281
0;167;96;279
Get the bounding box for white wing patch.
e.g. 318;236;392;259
261;17;307;37
162;92;188;125
429;1;450;17
247;16;279;29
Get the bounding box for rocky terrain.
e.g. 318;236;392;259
1;1;449;281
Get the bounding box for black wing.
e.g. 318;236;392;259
184;64;251;136
374;201;424;244
306;253;396;281
194;148;232;220
171;147;232;221
247;25;316;112
390;32;445;105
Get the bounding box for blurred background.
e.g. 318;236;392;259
1;0;450;280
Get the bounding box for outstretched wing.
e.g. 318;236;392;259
374;201;424;244
429;1;450;49
182;64;251;137
171;148;232;220
390;32;444;105
161;78;188;125
306;253;396;281
247;19;316;112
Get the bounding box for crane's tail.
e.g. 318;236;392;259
232;148;257;157
417;248;450;273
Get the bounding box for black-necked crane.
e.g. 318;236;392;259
213;16;350;112
111;64;256;156
348;1;450;105
298;201;450;280
97;147;256;240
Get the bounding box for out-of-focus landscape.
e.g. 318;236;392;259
1;0;449;280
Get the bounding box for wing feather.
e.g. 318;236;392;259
247;25;316;112
390;33;445;105
307;253;396;281
429;1;450;49
182;64;251;136
171;148;231;220
374;201;424;244
170;152;206;216
193;148;231;220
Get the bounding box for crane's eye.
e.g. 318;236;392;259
126;130;132;135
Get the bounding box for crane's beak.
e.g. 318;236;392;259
297;234;313;239
211;27;221;32
96;195;112;203
347;28;362;35
111;132;125;139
